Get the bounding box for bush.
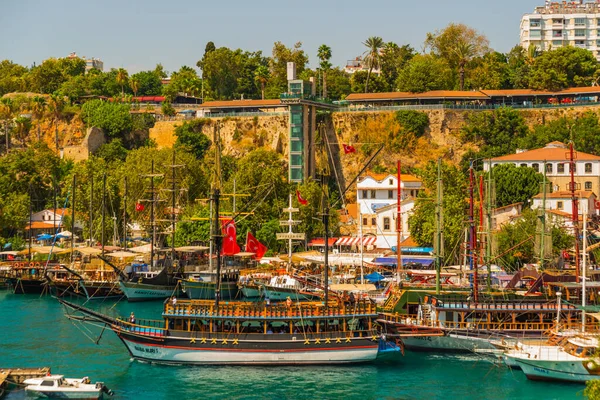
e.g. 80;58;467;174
174;119;211;160
395;110;429;138
161;101;176;117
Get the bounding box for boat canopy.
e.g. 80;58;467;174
335;236;377;246
364;272;385;282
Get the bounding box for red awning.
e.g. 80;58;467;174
308;238;338;247
335;236;377;246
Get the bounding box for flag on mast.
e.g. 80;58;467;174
246;232;268;260
296;189;308;206
221;219;241;255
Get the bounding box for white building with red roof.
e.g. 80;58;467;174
484;142;600;196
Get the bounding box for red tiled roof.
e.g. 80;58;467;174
346;90;489;101
361;171;422;183
201;99;282;108
308;238;338;247
26;221;55;230
533;190;595;199
492;143;600;162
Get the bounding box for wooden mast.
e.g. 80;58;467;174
396;160;402;284
569;143;581;283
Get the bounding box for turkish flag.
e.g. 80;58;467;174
221;219;241;255
135;203;145;212
296;189;308;206
246;232;268;260
342;144;356;154
595;199;600;210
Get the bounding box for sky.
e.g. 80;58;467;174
1;0;542;74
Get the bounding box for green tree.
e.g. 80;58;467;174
161;101;176;117
380;43;416;91
81;99;133;137
317;44;332;98
14;116;31;144
496;209;573;271
254;65;270;100
425;23;490;70
453;41;476;91
460;107;530;160
467;52;510;90
362;36;384;93
0;60;28;95
409;160;467;264
174;119;212;160
490;164;543;208
350;70;387;93
266;42;309;98
528;46;598;91
585;380;600;399
325;68;352;100
95;138;129;162
116;68;129;96
153;63;168;79
129;77;139;97
164;66;202;101
395;54;453;93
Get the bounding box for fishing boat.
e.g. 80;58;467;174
180;269;239;300
117;261;182;302
5;262;50;295
23;375;113;399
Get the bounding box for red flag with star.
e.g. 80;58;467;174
246;232;268;260
342;144;356;154
296;189;308;206
135;202;145;212
221;219;241;255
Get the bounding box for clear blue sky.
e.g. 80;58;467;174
1;0;541;74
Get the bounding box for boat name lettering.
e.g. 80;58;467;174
533;367;549;374
134;345;159;354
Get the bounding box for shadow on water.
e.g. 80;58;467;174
0;292;586;400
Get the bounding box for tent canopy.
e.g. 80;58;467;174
365;272;385;283
105;251;137;258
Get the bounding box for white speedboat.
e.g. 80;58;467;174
24;374;113;399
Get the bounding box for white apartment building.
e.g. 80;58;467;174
520;1;600;61
531;190;597;217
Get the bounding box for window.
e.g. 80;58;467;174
552;30;563;38
370;190;376;199
361;190;368;199
388;190;394;199
530;30;541;38
362;217;367;226
371;217;376;226
557;201;564;210
520;163;527;168
530;19;541;28
552;19;563;25
389;179;393;185
532;163;539;172
553;40;563;47
586;181;593;190
575;40;586;46
575;18;586;26
557;163;565;173
546;163;553;173
585;163;592;173
383;217;390;231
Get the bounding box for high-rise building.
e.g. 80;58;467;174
66;52;104;72
521;1;600;61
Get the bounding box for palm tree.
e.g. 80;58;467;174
130;77;139;98
116;68;129;96
526;45;540;66
31;96;47;141
362;36;384;93
317;45;332;99
47;95;64;151
254;65;270;100
0;98;15;152
452;41;476;91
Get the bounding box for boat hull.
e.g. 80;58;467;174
7;278;48;294
117;330;379;365
515;358;599;383
25;387;105;399
239;285;261;299
182;281;239;300
119;281;181;302
262;285;320;302
402;332;499;352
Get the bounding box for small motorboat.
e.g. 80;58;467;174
23;374;113;399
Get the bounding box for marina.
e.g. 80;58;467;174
0;292;585;399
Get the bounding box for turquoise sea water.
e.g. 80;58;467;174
0;291;586;400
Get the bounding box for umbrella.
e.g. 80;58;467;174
56;231;73;239
37;234;53;241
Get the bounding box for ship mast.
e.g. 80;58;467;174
569;143;581;283
469;161;478;302
435;158;443;295
213;126;223;307
396;160;402;284
71;175;76;263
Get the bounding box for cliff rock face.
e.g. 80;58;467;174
149;115;289;157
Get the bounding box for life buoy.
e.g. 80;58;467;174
35;262;41;268
29;262;35;268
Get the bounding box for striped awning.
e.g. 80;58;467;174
335;236;377;246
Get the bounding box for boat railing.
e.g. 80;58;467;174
435;298;576;311
115;317;166;336
164;299;377;318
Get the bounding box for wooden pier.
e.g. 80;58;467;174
0;367;51;393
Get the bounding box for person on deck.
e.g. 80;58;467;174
129;312;136;324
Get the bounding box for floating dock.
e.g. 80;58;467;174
0;367;51;394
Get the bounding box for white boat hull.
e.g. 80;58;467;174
402;332;498;352
515;358;600;382
25;387;105;399
120;337;378;365
119;281;179;301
